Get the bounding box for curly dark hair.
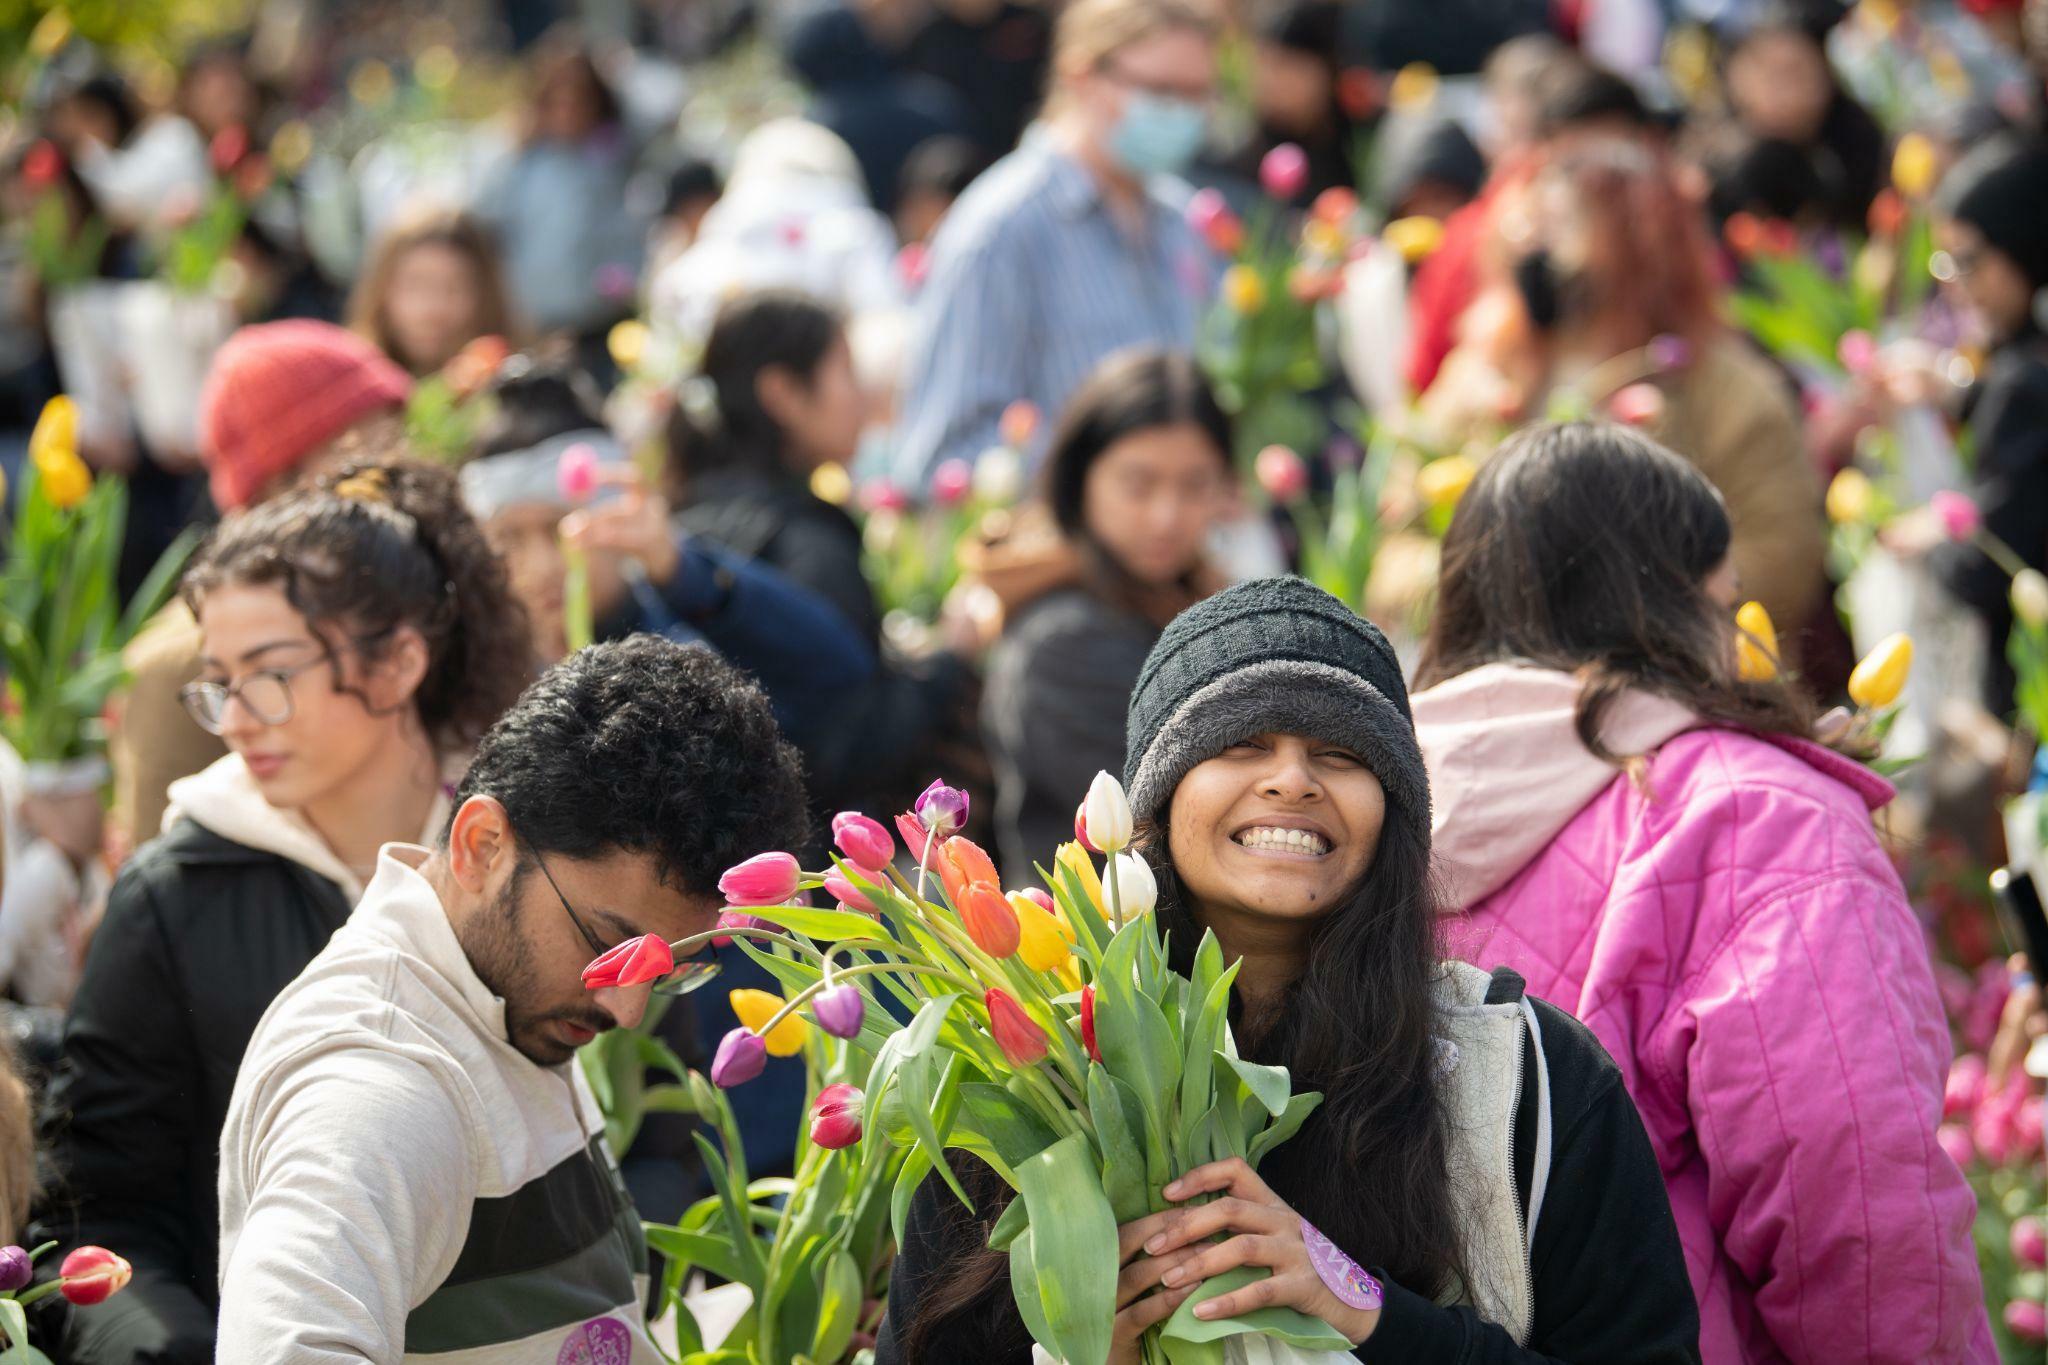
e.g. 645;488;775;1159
453;635;810;894
180;459;535;747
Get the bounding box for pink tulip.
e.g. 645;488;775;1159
831;812;895;873
1837;329;1877;376
713;908;773;948
824;867;876;914
860;481;909;515
557;442;600;503
931;459;974;507
1081;983;1100;1063
1609;383;1666;428
912;780;970;838
1255;445;1310;503
1943;1054;1987;1119
711;1027;768;1087
720;852;801;907
2012;1215;2047;1269
1016;886;1056;916
2004;1299;2047;1343
1931;490;1980;542
1260;143;1310;201
59;1247;132;1306
1935;1122;1975;1169
812;982;866;1038
581;934;675;990
810;1082;865;1149
1647;333;1692;371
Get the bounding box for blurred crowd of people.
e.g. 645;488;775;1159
0;0;2046;1356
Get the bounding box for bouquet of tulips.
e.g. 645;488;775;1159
583;775;1352;1365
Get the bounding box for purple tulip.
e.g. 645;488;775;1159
711;1027;768;1087
913;780;970;839
812;982;867;1039
1646;333;1692;372
0;1245;31;1293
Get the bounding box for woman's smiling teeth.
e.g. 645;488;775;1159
1235;826;1331;856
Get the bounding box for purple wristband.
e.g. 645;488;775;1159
1300;1218;1384;1312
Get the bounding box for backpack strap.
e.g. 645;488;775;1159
1516;998;1554;1259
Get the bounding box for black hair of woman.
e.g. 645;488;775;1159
664;289;843;496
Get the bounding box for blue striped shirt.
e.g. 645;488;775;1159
889;134;1220;489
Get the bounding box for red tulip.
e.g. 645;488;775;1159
1073;802;1099;853
1255;445;1310;503
824;867;876;914
985;988;1048;1066
59;1247;132;1306
1080;983;1100;1063
1259;143;1310;201
810;1082;865;1149
21;140;63;192
936;835;1001;909
581;933;675;990
831;812;895;873
1867;188;1908;238
720;852;801;907
210;124;251;174
961;884;1021;959
557;442;600;503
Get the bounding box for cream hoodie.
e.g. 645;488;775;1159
1412;664;1694;910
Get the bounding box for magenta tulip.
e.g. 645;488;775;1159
824;868;876;914
1931;490;1980;541
812;982;866;1038
831;812;895;872
711;1027;768;1087
810;1083;865;1149
557;442;600;503
2013;1215;2047;1269
931;459;973;507
720;852;801;907
0;1245;29;1293
1260;143;1309;200
1255;445;1309;503
2005;1299;2047;1343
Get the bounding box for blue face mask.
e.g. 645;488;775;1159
1108;90;1208;177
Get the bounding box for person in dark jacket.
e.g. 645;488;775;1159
1721;7;1887;232
878;578;1701;1364
976;348;1229;880
1929;136;2048;712
38;462;534;1365
668;289;970;824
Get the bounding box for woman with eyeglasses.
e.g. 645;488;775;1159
44;460;531;1365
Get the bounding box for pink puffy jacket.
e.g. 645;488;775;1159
1416;665;1993;1364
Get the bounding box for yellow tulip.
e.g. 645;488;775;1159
29;395;78;469
269;120;315;174
1384;216;1445;265
1009;893;1071;973
2012;569;2048;629
1826;468;1874;525
729;988;809;1056
1892;134;1937;199
38;450;92;510
348;60;396;108
1848;632;1914;709
1301;218;1346;259
1416;455;1476;513
1734;601;1779;682
1054;841;1105;916
608;319;650;371
809;461;853;506
1222;265;1266;314
1388;62;1440;112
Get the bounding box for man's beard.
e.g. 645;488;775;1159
458;872;615;1067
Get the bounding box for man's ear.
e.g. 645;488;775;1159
447;795;515;894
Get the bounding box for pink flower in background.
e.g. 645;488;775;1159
1186;187;1243;254
593;262;636;301
859;481;909;515
2004;1299;2047;1343
557;443;600;503
824;867;876;914
1260;143;1310;200
1609;383;1666;428
897;242;930;290
2012;1216;2047;1269
1931;490;1981;542
1837;329;1878;375
1255;445;1310;503
1936;1122;1974;1168
1943;1053;1986;1119
930;459;973;507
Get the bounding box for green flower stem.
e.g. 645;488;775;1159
757;961;982;1040
667;924;829;966
1971;527;2031;580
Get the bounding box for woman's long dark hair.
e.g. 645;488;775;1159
1040;348;1232;624
899;786;1466;1359
1415;421;1814;761
666;289;843;499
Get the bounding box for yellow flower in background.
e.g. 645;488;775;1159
1416;455;1477;513
1664;26;1715;103
1384;216;1445;265
1848;632;1914;708
1735;601;1780;682
28;9;71;58
1892;134;1938;198
809;462;853;506
1222;265;1267;314
1054;841;1105;916
1301;218;1346;259
269;121;315;174
1388;63;1440;112
729;988;809;1056
415;44;460;92
348;60;396;108
608;319;650;371
1826;468;1875;525
29;395;77;469
2012;569;2048;629
37;449;92;510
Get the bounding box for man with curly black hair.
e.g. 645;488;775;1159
214;635;809;1363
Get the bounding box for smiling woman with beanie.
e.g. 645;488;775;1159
879;577;1700;1364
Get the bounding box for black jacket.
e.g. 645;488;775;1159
39;821;352;1365
876;974;1701;1365
677;468;969;819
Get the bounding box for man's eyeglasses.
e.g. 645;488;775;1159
525;840;720;997
180;659;326;735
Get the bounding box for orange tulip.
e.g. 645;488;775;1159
936;835;1000;908
960;883;1021;959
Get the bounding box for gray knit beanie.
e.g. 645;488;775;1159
1122;577;1430;832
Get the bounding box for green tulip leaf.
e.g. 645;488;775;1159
1179;962;1240;1154
1220;1054;1291;1118
865;995;972;1208
958;1081;1061;1169
1014;1133;1119;1365
643;1224;750;1285
1086;1064;1151;1223
1159;1267;1356;1350
987;1191;1030;1250
890;1144;935;1250
752;904;904;944
1247;1091;1324;1167
1006;1227;1062;1355
810;1247;863;1364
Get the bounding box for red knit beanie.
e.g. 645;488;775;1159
198;320;413;511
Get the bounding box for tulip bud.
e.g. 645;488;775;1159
1000;400;1040;449
1108;853;1158;920
711;1027;768;1087
1073;802;1099;853
1055;842;1106;915
1930;490;1980;542
824;868;876;914
1415;455;1476;514
936;835;1001;909
2012;1215;2048;1270
931;459;974;507
1222;265;1266;314
1186;187;1243;255
960;884;1022;959
1080;984;1101;1064
2004;1299;2047;1344
557;442;600;503
1010;892;1071;972
1254;445;1310;505
1935;1122;1974;1168
1081;772;1134;854
1734;601;1780;683
730;988;809;1056
812;982;867;1039
1014;886;1072;943
0;1245;30;1293
1892;132;1937;198
1310;187;1358;227
2013;570;2048;629
985;988;1049;1066
1826;468;1874;525
913;780;970;838
1383;215;1443;264
1837;329;1877;376
1259;143;1309;200
581;933;675;991
59;1247;131;1306
719;852;802;907
810;1082;865;1149
831;812;895;873
1848;632;1914;710
28;395;77;469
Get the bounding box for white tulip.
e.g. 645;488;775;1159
972;447;1026;505
1082;770;1134;853
1109;852;1157;921
2014;569;2048;629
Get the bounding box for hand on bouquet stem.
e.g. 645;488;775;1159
1137;1157;1382;1346
559;467;682;590
1103;1216;1204;1365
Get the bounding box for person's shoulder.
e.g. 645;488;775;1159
1005;588;1153;661
931;144;1065;251
1651;727;1878;814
